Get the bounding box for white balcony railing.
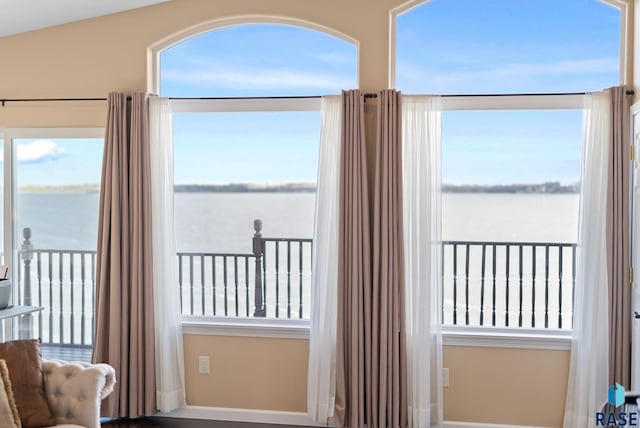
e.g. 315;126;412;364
16;224;576;348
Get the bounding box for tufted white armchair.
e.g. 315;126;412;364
41;360;116;428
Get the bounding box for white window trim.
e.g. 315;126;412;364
182;315;310;339
170;93;581;114
170;97;321;113
442;326;571;350
181;318;571;349
0;128;104;139
440;94;584;111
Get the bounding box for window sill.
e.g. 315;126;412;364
182;317;571;349
442;326;572;350
182;316;310;339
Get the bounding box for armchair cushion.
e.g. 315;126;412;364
43;360;116;428
0;359;21;428
0;339;54;428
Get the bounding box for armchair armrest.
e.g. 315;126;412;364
43;360;116;428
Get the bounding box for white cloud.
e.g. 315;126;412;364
0;140;65;163
488;58;618;77
314;52;355;66
163;66;353;91
397;57;619;93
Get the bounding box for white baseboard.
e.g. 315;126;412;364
156;405;326;426
444;422;552;428
157;406;550;428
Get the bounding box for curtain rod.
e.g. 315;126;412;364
0;95;321;106
0;90;634;106
0;96;133;107
0;97;108;106
441;90;635;97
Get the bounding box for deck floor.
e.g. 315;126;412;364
41;344;92;362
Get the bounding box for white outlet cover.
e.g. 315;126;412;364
442;368;449;387
198;356;210;374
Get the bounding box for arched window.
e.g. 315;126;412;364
395;0;621;94
160;23;357;96
155;22;357;320
393;1;624;330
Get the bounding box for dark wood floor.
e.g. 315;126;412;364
102;417;308;428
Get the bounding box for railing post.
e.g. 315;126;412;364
19;227;34;339
253;219;266;317
21;228;33;306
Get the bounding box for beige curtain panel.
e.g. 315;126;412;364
335;89;371;428
370;89;407;428
607;85;631;389
334;89;407;428
93;92;157;419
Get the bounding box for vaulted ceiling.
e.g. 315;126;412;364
0;0;169;37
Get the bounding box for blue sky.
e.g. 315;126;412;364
443;110;583;185
13;139;103;187
396;0;620;94
15;0;620;186
172;112;321;184
160;24;357;97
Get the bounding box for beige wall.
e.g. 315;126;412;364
0;0;623;425
183;334;309;412
3;0;628;128
443;346;569;427
184;334;570;426
0;0;402;128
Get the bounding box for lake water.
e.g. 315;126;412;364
14;192;579;252
14;191;579;343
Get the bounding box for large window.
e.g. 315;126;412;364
441;106;582;330
171;108;320;319
394;0;621;333
159;23;357;321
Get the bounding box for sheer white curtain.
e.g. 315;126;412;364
563;91;611;427
307;95;341;424
149;97;186;412
402;95;443;428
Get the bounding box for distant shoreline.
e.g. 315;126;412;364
442;182;578;194
174;183;317;193
17;181;579;194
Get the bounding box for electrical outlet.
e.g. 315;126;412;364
442;368;449;387
198;356;210;374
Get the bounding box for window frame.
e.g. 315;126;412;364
0;128;104;282
170;97;321;334
151;19;358;336
439;94;583;347
0;128;104;342
389;0;615;346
